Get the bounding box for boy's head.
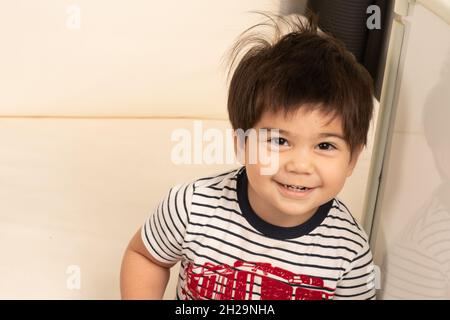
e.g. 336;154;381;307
227;13;374;156
227;13;374;227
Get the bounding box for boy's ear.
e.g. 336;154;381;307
346;145;364;177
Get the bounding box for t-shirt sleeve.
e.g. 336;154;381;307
334;241;377;300
141;182;194;265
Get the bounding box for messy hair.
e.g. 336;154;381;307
226;12;374;154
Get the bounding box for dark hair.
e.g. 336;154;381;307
226;12;374;154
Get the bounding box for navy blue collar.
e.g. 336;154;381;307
236;167;333;240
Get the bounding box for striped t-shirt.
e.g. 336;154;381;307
142;167;376;300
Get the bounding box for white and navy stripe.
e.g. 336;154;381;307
142;167;376;300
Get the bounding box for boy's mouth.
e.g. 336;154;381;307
283;184;309;191
276;181;313;192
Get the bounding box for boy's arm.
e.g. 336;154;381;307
121;182;193;299
120;229;174;299
334;243;377;300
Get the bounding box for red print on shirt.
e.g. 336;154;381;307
181;260;333;300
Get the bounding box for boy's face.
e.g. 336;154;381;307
240;107;362;228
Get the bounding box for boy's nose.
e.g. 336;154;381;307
285;151;314;174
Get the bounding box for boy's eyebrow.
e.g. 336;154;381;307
260;127;346;141
317;132;346;141
259;127;291;135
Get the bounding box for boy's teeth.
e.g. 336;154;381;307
283;184;308;191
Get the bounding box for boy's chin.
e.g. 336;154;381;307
275;203;317;217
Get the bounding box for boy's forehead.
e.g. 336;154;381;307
257;108;343;131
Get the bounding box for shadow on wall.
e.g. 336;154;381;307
380;52;450;299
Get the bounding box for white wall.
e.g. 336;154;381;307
0;0;280;118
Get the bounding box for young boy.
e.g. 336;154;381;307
120;14;376;300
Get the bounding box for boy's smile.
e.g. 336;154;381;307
241;107;362;228
275;181;315;199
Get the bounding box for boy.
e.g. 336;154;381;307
120;14;376;300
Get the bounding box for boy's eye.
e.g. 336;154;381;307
317;142;336;151
268;137;289;146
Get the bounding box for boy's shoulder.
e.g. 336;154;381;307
326;198;370;244
191;167;243;191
